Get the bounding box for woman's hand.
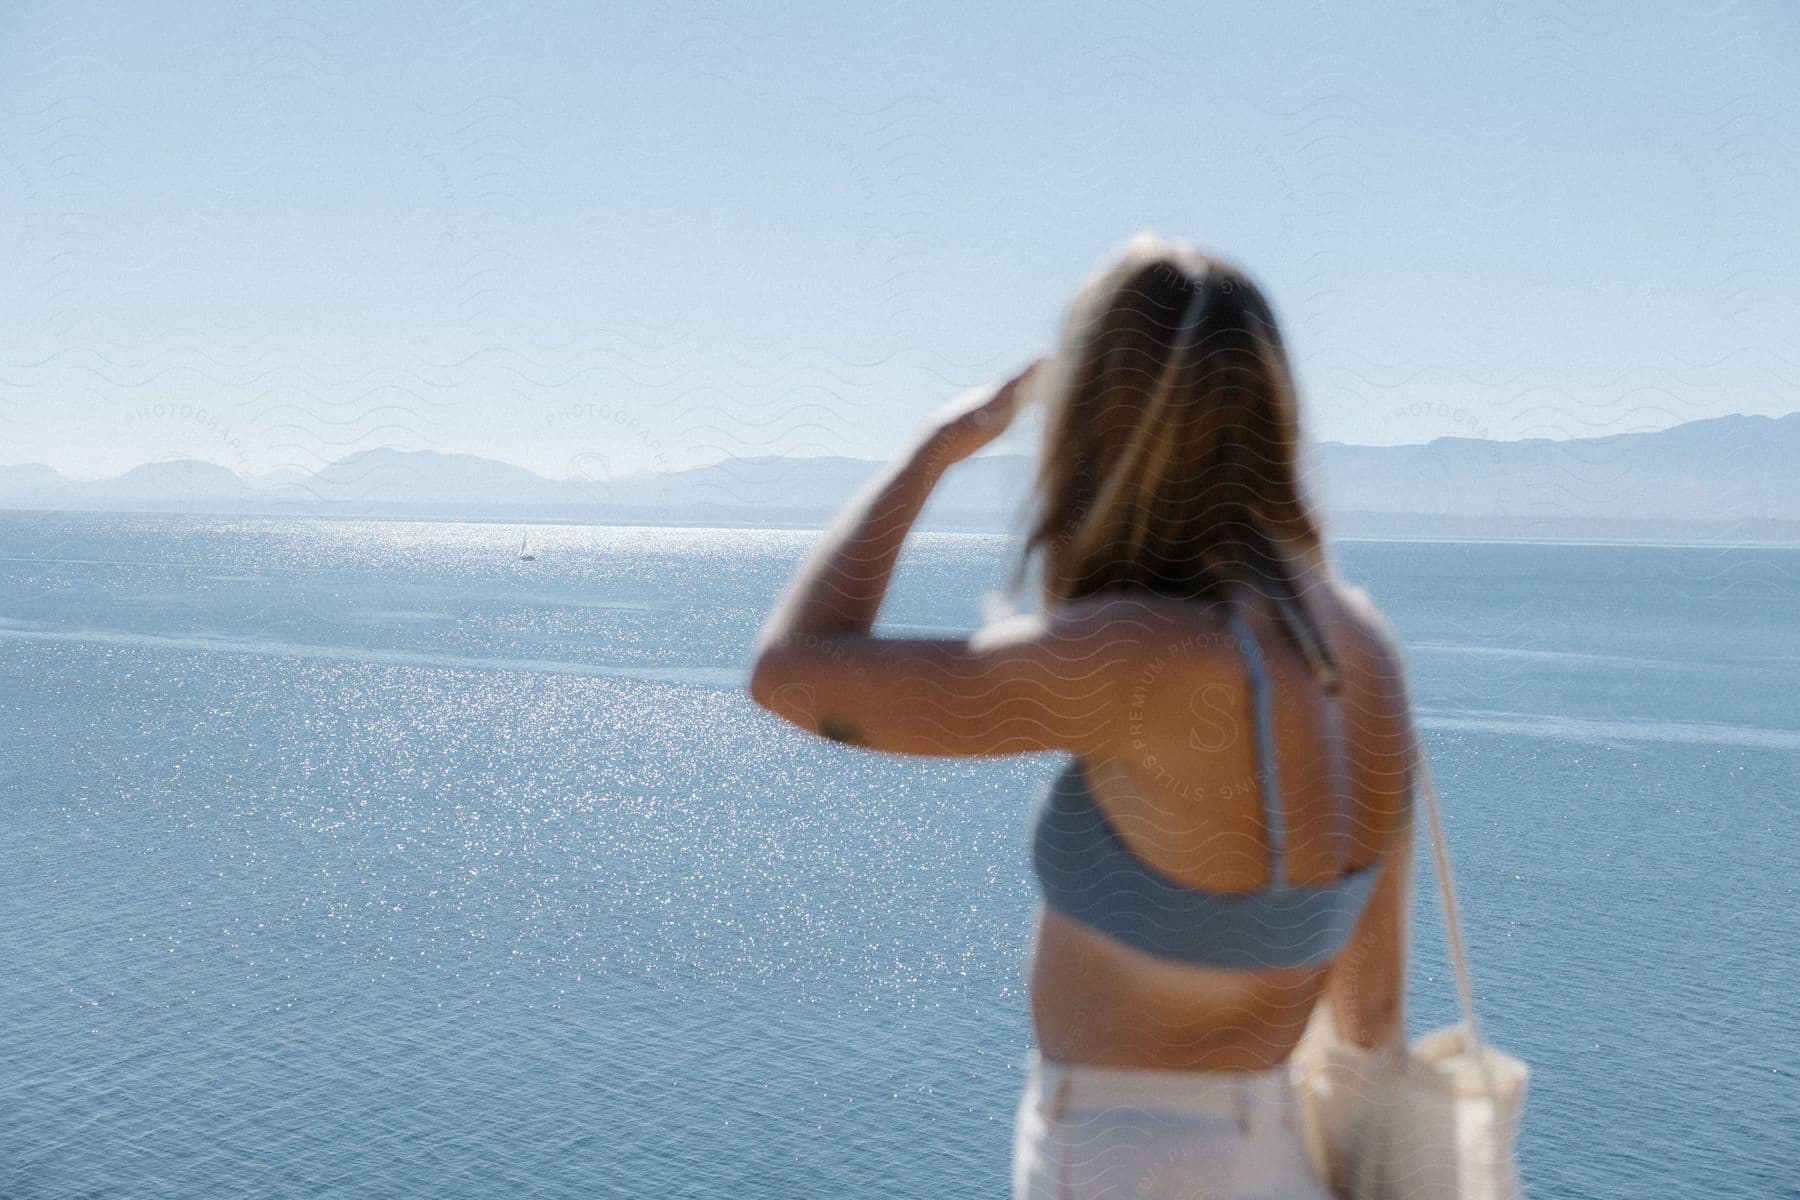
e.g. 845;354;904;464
916;359;1042;469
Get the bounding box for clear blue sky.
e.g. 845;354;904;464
2;1;1797;480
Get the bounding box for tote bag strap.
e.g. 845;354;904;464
1342;738;1504;1199
1412;731;1487;1054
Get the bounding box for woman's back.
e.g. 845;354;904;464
1028;576;1415;1071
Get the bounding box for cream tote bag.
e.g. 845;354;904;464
1291;742;1530;1200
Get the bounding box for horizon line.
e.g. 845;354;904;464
4;408;1793;484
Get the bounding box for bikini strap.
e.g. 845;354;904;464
1225;611;1287;887
1320;673;1351;862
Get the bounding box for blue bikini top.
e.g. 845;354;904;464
1030;610;1386;970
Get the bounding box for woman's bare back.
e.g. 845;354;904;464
1028;577;1416;1070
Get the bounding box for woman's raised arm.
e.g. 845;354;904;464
747;361;1152;758
750;362;1038;647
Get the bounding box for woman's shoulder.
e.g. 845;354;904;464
1322;582;1406;674
1019;593;1248;682
1037;591;1235;639
1019;583;1404;683
1314;583;1415;750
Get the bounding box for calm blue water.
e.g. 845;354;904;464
1;513;1796;1198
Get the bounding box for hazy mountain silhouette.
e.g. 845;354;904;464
1314;413;1800;523
4;413;1798;542
2;459;253;510
282;448;571;506
0;463;66;501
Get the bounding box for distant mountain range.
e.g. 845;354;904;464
4;413;1799;542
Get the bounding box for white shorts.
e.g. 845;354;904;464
1012;1052;1333;1200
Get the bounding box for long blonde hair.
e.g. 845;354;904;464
1014;235;1338;689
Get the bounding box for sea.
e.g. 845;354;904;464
1;512;1795;1199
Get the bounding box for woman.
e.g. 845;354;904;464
749;234;1416;1198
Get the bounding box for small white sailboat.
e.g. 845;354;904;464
518;529;537;561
